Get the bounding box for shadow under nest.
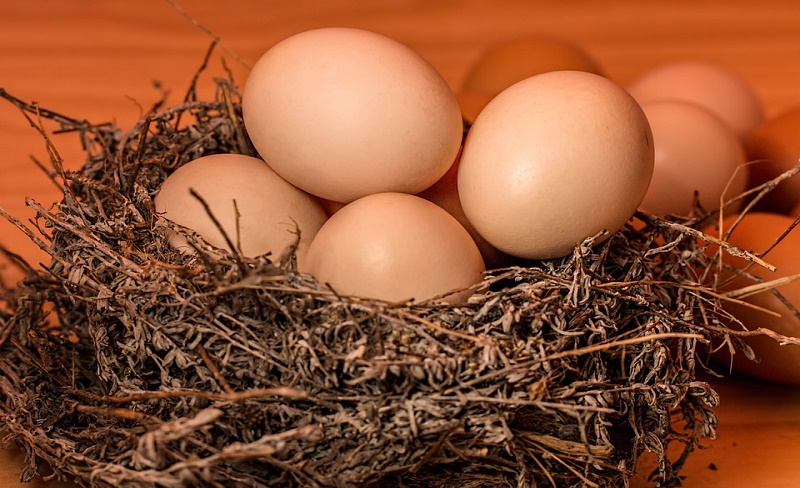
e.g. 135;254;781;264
0;73;751;488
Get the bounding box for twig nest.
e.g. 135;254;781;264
0;78;750;488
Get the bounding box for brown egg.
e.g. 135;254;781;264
456;91;494;126
154;154;327;262
417;153;513;269
628;60;763;137
639;100;747;216
301;193;485;303
744;106;800;214
706;212;800;385
316;197;346;217
243;28;462;203
462;36;602;96
458;71;654;260
458;36;602;122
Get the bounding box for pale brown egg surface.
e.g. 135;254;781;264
639;100;747;216
301;192;485;303
458;71;654;260
154;153;327;262
707;212;800;385
627;60;763;137
744;106;800;214
242;27;463;203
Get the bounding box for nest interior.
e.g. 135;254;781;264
0;63;756;488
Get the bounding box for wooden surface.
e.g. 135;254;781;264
2;1;800;486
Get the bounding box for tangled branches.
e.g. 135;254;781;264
0;76;741;487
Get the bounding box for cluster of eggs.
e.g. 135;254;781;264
153;27;800;384
423;35;800;387
621;62;800;386
156;27;659;304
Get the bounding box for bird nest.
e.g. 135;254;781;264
0;69;786;488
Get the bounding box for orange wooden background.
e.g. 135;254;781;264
2;1;800;486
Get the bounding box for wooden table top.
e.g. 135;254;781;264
2;1;799;486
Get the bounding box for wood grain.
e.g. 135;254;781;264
2;1;799;486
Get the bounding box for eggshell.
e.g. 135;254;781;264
458;71;654;260
316;197;346;217
627;60;763;137
706;212;800;385
458;37;602;123
744;106;800;214
154;153;327;261
417;153;513;269
456;91;494;126
242;27;463;203
639;100;747;216
301;192;485;303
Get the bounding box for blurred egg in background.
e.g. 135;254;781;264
628;60;763;137
457;36;603;124
745;106;800;214
639;100;747;216
706;212;800;386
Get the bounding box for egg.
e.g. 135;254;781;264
458;36;602;123
316;197;346;217
458;71;654;260
417;152;513;269
456;91;494;126
242;27;463;203
706;212;800;385
154;153;327;262
639;100;748;216
627;60;763;137
301;192;485;303
744;106;800;214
